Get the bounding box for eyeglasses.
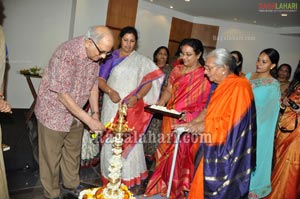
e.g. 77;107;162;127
204;65;217;72
89;38;112;57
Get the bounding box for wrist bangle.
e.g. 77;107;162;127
91;111;99;115
107;89;111;95
280;103;286;109
0;95;4;100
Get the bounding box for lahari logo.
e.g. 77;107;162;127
258;2;298;12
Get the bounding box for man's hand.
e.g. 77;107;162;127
87;117;105;132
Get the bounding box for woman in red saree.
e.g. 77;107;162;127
177;48;256;199
265;61;300;199
145;38;211;198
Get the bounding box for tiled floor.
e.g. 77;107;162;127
7;164;105;199
1;109;153;199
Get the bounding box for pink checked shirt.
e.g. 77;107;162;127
34;36;99;132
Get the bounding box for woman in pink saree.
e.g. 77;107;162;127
145;38;211;198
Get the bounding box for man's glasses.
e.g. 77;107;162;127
89;38;112;57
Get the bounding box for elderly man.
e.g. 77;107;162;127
34;25;113;199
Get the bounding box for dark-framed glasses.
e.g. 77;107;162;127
89;38;112;57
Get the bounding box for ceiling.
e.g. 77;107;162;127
143;0;300;28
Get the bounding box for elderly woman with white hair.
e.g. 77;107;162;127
177;48;257;199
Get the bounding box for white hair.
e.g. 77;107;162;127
85;26;105;43
207;48;236;72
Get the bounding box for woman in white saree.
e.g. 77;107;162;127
98;26;164;188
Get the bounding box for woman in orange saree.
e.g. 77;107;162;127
266;61;300;199
145;39;211;198
178;48;256;199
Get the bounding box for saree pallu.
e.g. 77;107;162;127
145;66;211;198
144;64;173;156
265;102;300;198
101;69;165;157
189;75;257;199
121;68;165;157
100;51;165;188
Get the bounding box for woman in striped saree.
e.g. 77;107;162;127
265;60;300;199
178;48;256;199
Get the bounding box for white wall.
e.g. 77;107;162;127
136;1;193;60
73;0;108;37
136;1;300;75
192;17;300;74
3;0;109;108
3;0;74;108
3;0;300;108
216;27;300;74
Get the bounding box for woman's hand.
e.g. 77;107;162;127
281;97;289;107
283;96;300;113
156;100;165;106
126;96;138;107
179;112;187;122
292;108;300;114
108;90;121;103
173;120;205;135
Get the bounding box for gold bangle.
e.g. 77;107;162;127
280;103;286;109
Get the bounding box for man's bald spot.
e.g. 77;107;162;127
95;26;113;41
